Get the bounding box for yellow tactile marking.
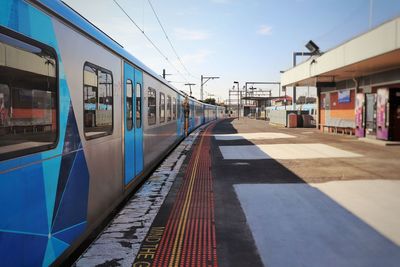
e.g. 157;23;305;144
168;130;207;267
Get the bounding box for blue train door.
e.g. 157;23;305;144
134;68;144;176
124;63;144;185
124;63;135;185
177;94;184;137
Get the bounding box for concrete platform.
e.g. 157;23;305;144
75;118;400;267
358;137;400;146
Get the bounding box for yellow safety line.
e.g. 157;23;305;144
169;135;204;267
168;129;207;267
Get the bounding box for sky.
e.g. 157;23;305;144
63;0;400;102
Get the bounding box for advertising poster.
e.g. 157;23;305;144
338;90;351;103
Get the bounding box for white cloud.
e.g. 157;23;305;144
257;25;272;36
174;28;210;41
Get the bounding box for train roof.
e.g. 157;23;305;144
35;0;205;104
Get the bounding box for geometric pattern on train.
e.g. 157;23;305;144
50;102;90;258
0;1;90;266
0;102;90;267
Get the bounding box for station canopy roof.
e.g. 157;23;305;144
281;17;400;87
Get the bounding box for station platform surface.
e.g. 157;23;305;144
76;118;400;267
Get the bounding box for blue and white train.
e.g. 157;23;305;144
0;0;224;266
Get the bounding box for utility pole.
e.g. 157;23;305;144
184;83;196;97
292;52;312;110
162;69;172;79
201;75;219;101
283;86;287;110
228;88;231;116
245;81;281;97
233;81;239;119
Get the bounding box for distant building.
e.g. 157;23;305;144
297;96;317;104
271;96;292;106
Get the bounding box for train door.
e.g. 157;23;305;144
355;93;365;137
202;105;205;124
123;63;144;185
134;68;144;176
124;63;135;185
190;101;195;130
177;94;184;137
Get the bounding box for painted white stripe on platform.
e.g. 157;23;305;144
311;180;400;246
235;183;400;267
259;143;362;159
214;132;295;140
219;145;271;159
219;143;362;160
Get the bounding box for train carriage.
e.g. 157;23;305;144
0;0;222;266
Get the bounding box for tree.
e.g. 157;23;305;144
203;98;216;105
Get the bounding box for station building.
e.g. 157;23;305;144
281;17;400;141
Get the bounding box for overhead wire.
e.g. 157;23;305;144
113;0;190;83
168;81;188;84
147;0;197;80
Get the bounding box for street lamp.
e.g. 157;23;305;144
291;40;321;110
305;40;321;55
229;87;233;116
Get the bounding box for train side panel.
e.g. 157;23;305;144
0;1;108;266
53;16;124;229
142;73;181;170
0;1;221;266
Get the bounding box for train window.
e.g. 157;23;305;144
173;97;176;120
197;105;202;116
136;83;141;128
126;79;133;131
167;95;171;122
148;87;156;125
0;31;58;161
160;92;165;123
83;63;113;139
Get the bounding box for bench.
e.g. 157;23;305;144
321;118;355;135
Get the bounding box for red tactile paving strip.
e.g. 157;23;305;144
134;123;218;267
